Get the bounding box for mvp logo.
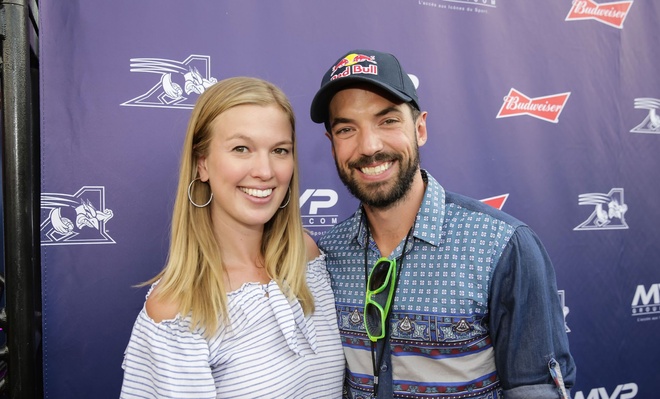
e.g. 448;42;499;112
300;189;339;229
574;383;638;399
631;283;660;317
300;189;338;214
632;284;660;307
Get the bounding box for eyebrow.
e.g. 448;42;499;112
330;117;353;130
375;106;402;117
225;133;293;146
330;106;403;129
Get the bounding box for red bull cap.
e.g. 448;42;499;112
310;49;420;124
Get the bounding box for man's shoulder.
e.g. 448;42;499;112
444;190;526;229
422;170;522;228
317;214;359;248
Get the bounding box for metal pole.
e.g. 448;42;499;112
1;0;38;397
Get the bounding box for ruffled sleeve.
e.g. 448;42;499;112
120;285;216;399
306;252;331;287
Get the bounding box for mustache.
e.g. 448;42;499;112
348;152;400;169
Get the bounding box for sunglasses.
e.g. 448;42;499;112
364;257;397;342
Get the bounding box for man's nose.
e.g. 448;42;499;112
356;127;383;157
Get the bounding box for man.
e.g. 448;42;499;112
310;49;576;399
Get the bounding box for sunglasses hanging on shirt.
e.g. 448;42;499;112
363;219;413;396
364;257;397;342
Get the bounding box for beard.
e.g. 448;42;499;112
334;145;420;209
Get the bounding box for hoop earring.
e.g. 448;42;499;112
188;178;213;208
279;187;291;209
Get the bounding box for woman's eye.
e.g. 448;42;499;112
273;148;290;155
232;146;248;153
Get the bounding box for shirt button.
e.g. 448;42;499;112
380;364;388;372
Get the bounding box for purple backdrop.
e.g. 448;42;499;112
40;1;659;398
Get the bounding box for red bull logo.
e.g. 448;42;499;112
331;53;377;75
496;88;571;123
565;0;633;29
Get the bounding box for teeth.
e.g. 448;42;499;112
361;162;392;176
241;187;273;198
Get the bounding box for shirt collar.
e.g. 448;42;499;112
350;169;446;249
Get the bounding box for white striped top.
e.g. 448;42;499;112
120;255;345;399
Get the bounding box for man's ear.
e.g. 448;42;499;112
324;131;336;159
416;111;428;147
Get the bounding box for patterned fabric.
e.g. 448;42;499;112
318;170;575;399
120;255;345;399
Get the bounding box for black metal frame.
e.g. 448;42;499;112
0;0;42;398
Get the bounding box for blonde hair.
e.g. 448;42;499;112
148;77;313;336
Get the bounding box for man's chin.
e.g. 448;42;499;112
356;187;403;209
340;171;402;206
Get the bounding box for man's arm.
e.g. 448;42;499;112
489;225;577;399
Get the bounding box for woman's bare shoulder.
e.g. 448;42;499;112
145;285;180;323
303;232;321;262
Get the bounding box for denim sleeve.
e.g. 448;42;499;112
489;226;577;398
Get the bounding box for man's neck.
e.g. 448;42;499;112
363;170;426;257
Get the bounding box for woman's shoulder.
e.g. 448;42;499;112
303;233;329;283
144;282;181;324
304;232;321;262
128;283;203;344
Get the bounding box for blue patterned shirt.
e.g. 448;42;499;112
318;170;575;399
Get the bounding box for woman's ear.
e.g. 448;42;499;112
197;156;209;182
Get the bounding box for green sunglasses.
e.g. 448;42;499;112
364;257;397;342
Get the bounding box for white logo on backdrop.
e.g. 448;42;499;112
631;283;660;321
121;55;218;109
300;189;339;237
574;188;628;231
630;98;660;134
417;0;496;13
41;186;115;246
573;383;638;399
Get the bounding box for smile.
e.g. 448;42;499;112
240;187;273;198
360;162;392;176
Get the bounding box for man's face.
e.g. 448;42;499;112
326;87;427;209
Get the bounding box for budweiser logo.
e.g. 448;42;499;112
565;0;633;29
481;194;509;210
496;89;571;123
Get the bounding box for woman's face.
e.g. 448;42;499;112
197;103;294;231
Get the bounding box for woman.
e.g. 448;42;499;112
120;77;344;398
